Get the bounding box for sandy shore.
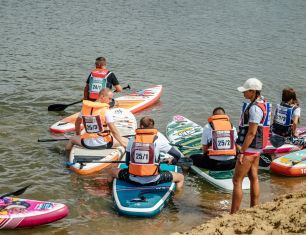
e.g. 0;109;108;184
173;190;306;235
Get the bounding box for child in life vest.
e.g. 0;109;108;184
190;107;237;171
271;88;301;137
110;116;185;190
65;88;127;152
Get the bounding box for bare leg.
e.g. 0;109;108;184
231;157;252;214
248;156;260;207
107;167;122;183
65;136;82;152
171;172;184;191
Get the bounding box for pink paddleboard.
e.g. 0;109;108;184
0;197;68;229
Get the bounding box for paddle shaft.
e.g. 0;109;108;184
38;138;69;142
38;133;134;143
48;84;131;111
75;160;125;164
170;143;201;150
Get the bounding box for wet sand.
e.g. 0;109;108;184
173;189;306;235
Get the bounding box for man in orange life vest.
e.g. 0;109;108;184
65;88;127;152
83;57;122;101
231;78;270;214
110;116;185;190
190;107;237;171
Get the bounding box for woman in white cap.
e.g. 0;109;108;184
231;78;271;214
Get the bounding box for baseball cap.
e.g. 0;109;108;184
237;78;262;92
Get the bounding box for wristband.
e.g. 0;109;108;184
238;150;244;155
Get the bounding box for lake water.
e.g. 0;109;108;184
1;0;306;234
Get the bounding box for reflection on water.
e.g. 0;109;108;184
1;0;306;234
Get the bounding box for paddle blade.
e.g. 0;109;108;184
48;100;82;111
48;104;68;111
0;185;31;199
270;135;286;148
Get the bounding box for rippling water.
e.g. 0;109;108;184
1;0;306;234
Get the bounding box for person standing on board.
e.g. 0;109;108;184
66;88;127;152
271;88;301;137
231;78;271;214
110;116;185;190
83;57;122;101
190;107;237;171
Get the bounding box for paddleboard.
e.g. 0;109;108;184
68;108;137;175
259;126;306;170
166;115;250;192
113;163;177;217
270;149;306;176
0;197;68;229
49;85;162;134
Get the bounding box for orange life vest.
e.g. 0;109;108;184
80;100;112;142
207;115;236;156
129;129;159;177
88;69;110;100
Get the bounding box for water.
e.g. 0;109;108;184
1;0;306;234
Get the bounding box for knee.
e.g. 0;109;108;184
172;172;184;182
232;176;242;186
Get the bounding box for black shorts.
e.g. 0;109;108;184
118;168;173;185
190;154;236;171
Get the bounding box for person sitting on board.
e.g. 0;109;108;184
65;88;127;152
271;87;301;138
110;116;185;190
231;78;271;214
190;107;238;171
83;57;122;101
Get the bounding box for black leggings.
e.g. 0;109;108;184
190;154;236;171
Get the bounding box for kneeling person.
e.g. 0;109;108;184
111;116;184;190
65;88;127;152
191;107;237;171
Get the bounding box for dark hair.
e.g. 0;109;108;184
96;57;106;62
140;116;155;128
212;107;225;115
255;90;261;98
282;88;299;106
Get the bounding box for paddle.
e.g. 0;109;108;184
47;84;131;111
0;185;31;199
270;135;306;148
48;100;82;112
38;138;69;142
38;133;135;143
170;143;201;150
74;159;125;164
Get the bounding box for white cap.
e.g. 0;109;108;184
237;78;262;92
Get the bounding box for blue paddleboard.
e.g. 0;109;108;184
113;163;177;217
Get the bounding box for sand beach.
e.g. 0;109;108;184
173;189;306;235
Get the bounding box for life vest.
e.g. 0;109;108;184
207;115;236;156
88;69;111;100
271;102;297;137
129;129;159;177
237;98;272;149
80;100;112;142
